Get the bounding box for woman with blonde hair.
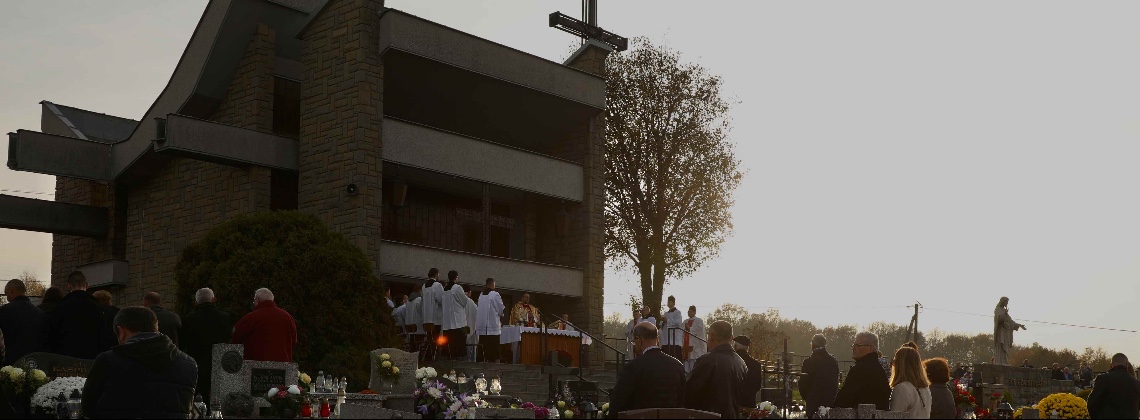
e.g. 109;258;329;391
889;346;932;418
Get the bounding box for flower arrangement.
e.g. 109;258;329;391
1012;405;1036;419
0;364;49;396
373;353;401;379
951;380;978;417
599;402;610;418
1035;393;1088;419
31;377;85;415
266;385;306;418
444;393;486;419
745;401;776;419
553;399;580;419
521;402;552;419
413;378;450;418
415;367;439;383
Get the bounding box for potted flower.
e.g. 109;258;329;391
266;385;305;419
373;353;401;394
0;364;49;416
30;377;85;418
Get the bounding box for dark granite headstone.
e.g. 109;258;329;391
568;380;598;405
14;353;93;378
250;368;288;397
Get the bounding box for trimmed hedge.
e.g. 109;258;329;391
174;211;397;389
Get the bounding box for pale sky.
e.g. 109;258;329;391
2;0;1138;357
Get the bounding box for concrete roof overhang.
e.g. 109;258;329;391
376;10;605;156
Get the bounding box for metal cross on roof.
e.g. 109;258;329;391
549;0;628;52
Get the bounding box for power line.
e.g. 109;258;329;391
924;307;1138;334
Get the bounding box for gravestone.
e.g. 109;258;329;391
341;403;421;419
211;344;246;405
568;381;598;405
471;407;536;419
242;360;298;398
369;348;418;395
14;353;93;378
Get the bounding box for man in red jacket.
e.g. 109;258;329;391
231;288;297;362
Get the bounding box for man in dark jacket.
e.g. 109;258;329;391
179;287;232;404
732;336;764;406
82;306;198;419
42;272;116;359
145;292;182;346
1088;353;1140;419
231;288;297;362
834;331;890;410
0;279;45;364
685;320;749;419
608;321;686;417
800;334;840;418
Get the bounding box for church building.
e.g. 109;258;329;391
2;0;620;355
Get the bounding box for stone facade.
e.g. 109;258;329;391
298;0;385;270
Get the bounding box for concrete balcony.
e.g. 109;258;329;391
0;194;108;237
379;240;583;297
383;118;583;201
77;259;129;289
155;114;298;171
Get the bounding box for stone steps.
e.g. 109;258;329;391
430;360;619;406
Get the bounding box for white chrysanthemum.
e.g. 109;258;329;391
31;377;86;414
0;366;12;374
287;385;302;395
426;387;443;399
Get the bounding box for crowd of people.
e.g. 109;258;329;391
0;272;299;418
605;316;1140;419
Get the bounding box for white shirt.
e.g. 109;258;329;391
405;297;424;335
441;283;469;331
664;308;684;347
476;290;505;335
386;298;395;308
421;280;445;325
465;296;479;344
393;304;406;333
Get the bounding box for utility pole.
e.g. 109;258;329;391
907;301;923;343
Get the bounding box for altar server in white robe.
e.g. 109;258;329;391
663;295;685;359
393;295;407;338
476;278;506;363
404;286;425;352
682;305;707;374
421;268;445;360
464;288;478;361
624;308;639;358
441;270;469;360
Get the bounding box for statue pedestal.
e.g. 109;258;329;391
973;364;1074;407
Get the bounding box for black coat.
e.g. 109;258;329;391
800;347;840;417
42;291;115;359
834;353;891;410
685;344;749;419
82;332;198;419
0;296;45;365
1088;365;1140;419
150;306;182;346
736;349;765;406
608;348;686;417
1051;368;1067;381
179;303;232;400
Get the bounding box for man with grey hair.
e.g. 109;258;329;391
800;333;839;418
834;331;890;409
179;287;232;401
232;288;297;362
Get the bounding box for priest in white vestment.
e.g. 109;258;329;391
404;287;425;354
476;278;506;363
624;308;638;358
392;295;407;338
663;296;685;359
683;305;707;374
464;289;478;361
441;271;469;360
422;269;445;361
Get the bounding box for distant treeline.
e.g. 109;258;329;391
603;304;1112;371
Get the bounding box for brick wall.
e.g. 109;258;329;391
298;0;386;274
560;44;611;367
50;179;114;286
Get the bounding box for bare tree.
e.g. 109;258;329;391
19;270;46;297
605;38;744;316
